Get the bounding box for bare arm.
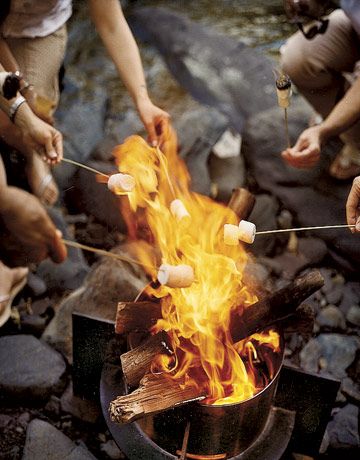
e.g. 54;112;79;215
88;0;169;144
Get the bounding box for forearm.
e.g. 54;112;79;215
319;77;360;143
89;0;149;105
0;39;19;73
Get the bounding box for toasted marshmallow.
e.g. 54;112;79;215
107;173;135;193
238;220;256;244
170;199;190;223
224;224;241;246
157;264;194;288
276;87;292;109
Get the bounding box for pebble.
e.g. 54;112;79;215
316;305;346;331
327;404;359;450
100;440;124;459
346;305;360;327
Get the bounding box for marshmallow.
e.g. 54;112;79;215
276;87;292;109
238;220;256;244
224;224;241;246
107;173;135;193
0;72;12;96
170;199;190;223
157;264;194;288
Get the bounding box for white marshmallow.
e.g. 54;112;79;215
224;224;241;246
238;220;256;244
276;87;292;109
170;199;190;223
107;173;135;193
157;264;194;288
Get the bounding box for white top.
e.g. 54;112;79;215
341;0;360;36
1;0;72;38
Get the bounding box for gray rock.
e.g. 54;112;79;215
346;305;360;327
42;242;147;362
131;7;276;131
36;207;89;291
248;194;279;256
299;338;322;374
339;282;360;315
22;419;97;460
208;152;246;202
297;238;328;266
341;377;360;403
317;334;360;379
327;404;359;450
60;382;100;423
71;161;126;231
26;272;47;297
0;335;66;402
175;106;228;158
93;112;144;162
54;76;107;191
100;440;124;459
0;414;12;428
325;285;344;306
317;305;346;331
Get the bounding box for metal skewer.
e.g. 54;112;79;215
284;107;290;148
256;224;356;236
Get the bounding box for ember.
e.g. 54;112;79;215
111;124;280;405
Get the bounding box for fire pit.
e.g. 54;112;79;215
72;127;337;458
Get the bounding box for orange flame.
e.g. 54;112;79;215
112;124;280;404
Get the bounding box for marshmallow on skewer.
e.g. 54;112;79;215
157;264;194;288
107;173;135;193
276;74;292;109
223;220;257;245
238;220;256;244
170;199;191;223
224;224;241;246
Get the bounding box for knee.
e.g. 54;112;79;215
280;35;308;85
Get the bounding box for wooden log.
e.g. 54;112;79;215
121;331;172;388
115;300;161;334
109;373;206;424
230;270;324;343
282;303;315;340
228;187;256;219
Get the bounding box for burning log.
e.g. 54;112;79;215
117;271;323;391
109;373;206;424
120;331;171;388
230;271;324;342
228;187;256;219
115;301;161;334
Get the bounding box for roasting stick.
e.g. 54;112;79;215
61;158;135;193
256;224;356;236
61;157;109;178
62;239;195;288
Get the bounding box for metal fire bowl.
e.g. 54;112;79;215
100;330;289;459
100;362;295;460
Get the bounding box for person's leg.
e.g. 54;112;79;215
3;25;67;204
281;9;360;178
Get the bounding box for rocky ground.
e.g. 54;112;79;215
1;2;359;460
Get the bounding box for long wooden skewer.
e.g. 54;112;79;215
257;224;355;236
284;108;290;148
62;157;109;178
61;239;155;269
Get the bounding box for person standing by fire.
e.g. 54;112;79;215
0;0;169;205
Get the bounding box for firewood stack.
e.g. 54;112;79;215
109;188;324;425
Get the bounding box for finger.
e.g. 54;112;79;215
346;189;359;232
146;121;158;147
48;229;67;264
356;216;360;232
53;131;63;161
44;135;58;162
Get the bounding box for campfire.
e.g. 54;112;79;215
105;124;324;456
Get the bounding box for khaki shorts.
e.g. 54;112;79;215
4;24;67;114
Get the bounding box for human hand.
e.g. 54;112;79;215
15;104;63;165
136;98;170;147
0;187;67;263
346;176;360;233
281;126;323;169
